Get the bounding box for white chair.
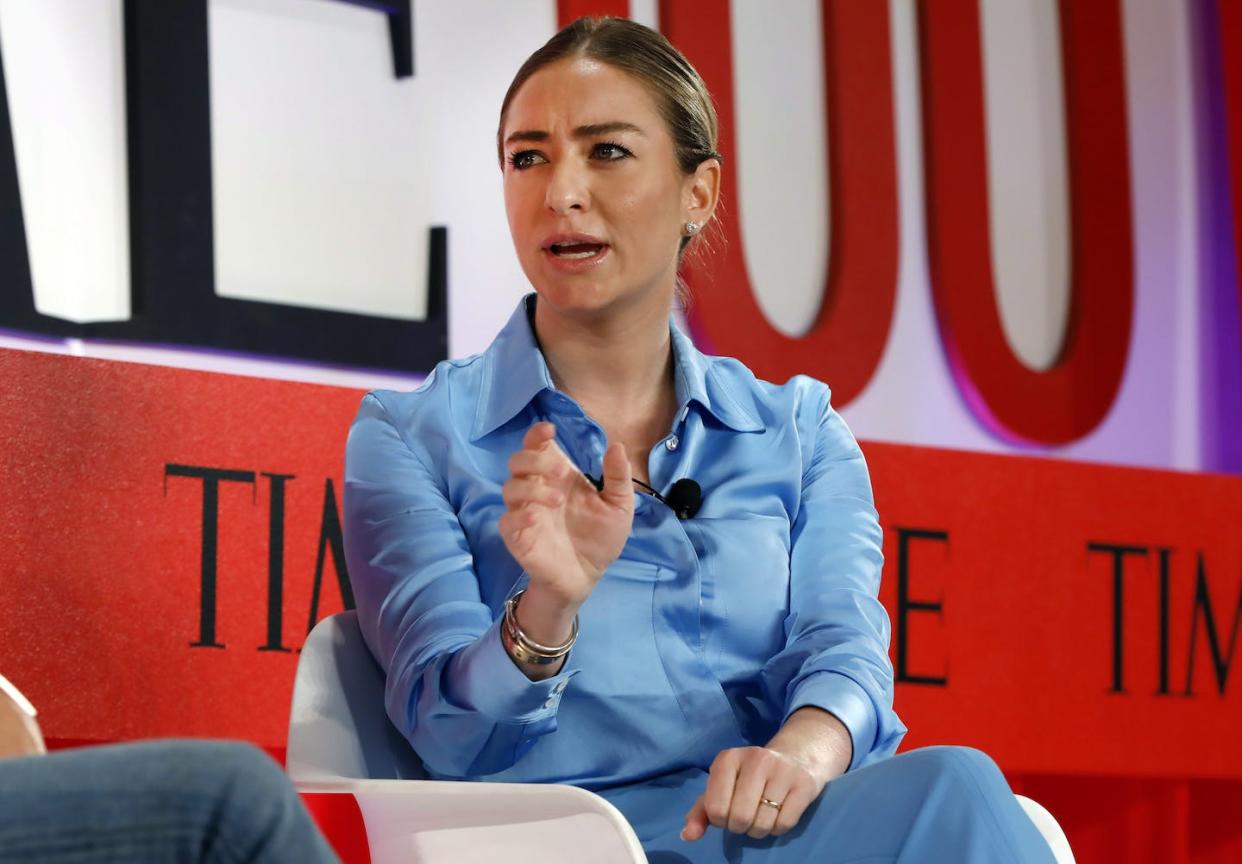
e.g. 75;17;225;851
287;612;1074;864
0;672;46;759
286;611;648;864
1015;795;1075;863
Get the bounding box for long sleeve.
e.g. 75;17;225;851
759;385;906;771
342;392;578;778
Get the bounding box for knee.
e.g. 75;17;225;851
176;741;308;857
150;739;287;795
150;740;296;823
930;746;1004;776
906;745;1000;772
198;741;287;789
191;740;299;818
900;746;1011;800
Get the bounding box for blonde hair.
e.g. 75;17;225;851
497;16;724;269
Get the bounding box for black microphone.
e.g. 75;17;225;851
662;478;702;520
584;473;703;519
624;476;703;520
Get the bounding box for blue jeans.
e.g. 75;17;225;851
0;740;338;863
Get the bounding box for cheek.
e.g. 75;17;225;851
613;182;680;249
503;185;537;244
502;184;518;230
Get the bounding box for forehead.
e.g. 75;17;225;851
503;56;667;138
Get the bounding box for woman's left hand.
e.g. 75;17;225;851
680;746;826;842
682;708;851;842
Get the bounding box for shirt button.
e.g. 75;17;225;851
665;435;679;451
553;680;567;694
543;696;558;709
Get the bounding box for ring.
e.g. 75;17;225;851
760;797;782;810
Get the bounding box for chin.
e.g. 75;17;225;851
532;279;624;315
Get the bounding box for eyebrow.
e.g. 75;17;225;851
504;121;646;147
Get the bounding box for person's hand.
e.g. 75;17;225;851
498;421;633;609
681;746;826;842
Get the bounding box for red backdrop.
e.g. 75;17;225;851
2;347;1240;862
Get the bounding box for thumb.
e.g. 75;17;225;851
681;794;708;842
599;442;631;508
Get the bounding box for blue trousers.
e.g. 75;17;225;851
599;746;1058;863
0;740;338;863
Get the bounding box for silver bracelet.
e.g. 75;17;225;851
503;589;578;665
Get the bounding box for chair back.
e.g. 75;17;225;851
287;610;427;782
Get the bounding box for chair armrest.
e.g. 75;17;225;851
295;778;646;864
1015;794;1075;864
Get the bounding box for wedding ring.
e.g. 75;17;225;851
760;797;782;810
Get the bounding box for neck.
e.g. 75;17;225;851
532;291;676;416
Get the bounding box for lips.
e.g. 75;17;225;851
549;241;605;259
543;232;608;253
541;233;611;271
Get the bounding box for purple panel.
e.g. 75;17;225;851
1193;0;1242;475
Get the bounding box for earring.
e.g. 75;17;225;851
684;221;700;235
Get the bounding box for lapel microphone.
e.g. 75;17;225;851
634;477;702;520
585;473;703;520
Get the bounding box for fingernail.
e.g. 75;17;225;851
679;827;689;842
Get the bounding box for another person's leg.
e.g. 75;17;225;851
0;739;339;864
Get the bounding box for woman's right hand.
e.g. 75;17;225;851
498;421;634;612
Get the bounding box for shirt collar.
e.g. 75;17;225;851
470;294;763;442
667;316;765;433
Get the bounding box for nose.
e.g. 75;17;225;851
544;159;589;215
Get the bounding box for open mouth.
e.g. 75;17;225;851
548;242;607;259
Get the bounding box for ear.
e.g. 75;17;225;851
682;156;721;229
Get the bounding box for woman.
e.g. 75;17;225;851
343;17;1055;862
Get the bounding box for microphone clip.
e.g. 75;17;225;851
585;474;703;520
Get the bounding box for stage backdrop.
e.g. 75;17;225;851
0;0;1239;472
2;1;1242;863
2;344;1240;863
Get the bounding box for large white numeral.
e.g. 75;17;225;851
209;0;436;321
730;0;829;339
981;0;1069;372
0;0;130;323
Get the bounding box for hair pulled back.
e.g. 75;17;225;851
497;17;721;180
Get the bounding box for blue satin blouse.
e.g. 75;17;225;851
342;294;906;789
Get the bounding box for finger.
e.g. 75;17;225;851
770;778;817;837
680;794;709;843
726;749;773;834
498;504;540;535
507;446;566;480
598;441;632;508
702;750;740;831
497;509;539;551
747;772;795;840
522;421;557;452
502;477;564;510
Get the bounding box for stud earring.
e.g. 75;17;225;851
685;221;700;235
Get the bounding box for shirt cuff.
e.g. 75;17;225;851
784;671;877;773
446;615;580;724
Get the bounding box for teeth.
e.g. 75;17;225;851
551;243;603;259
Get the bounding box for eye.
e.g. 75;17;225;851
592;141;632;161
508;150;545;171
